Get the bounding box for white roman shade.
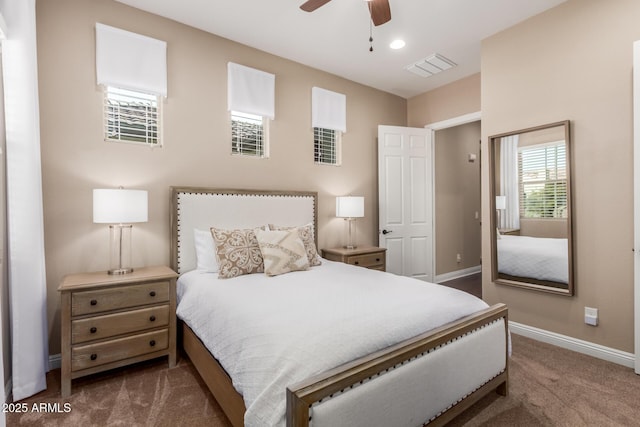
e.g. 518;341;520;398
312;87;346;132
95;23;167;96
227;62;275;119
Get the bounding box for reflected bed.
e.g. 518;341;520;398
497;235;568;285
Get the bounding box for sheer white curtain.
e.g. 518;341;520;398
499;135;520;229
0;0;48;401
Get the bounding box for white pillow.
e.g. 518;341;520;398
194;228;218;272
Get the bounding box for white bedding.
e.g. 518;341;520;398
176;260;489;427
497;235;568;284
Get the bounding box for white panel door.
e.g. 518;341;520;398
378;125;433;281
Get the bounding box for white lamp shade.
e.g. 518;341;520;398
336;196;364;218
495;195;506;210
93;189;148;223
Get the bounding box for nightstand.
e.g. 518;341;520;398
321;246;387;271
58;265;178;397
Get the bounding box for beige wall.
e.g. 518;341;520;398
407;73;480;127
36;0;406;355
481;0;640;352
434;122;481;276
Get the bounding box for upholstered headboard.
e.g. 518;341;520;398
170;187;318;274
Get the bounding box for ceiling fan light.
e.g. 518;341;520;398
390;39;406;49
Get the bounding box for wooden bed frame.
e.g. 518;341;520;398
170;186;509;427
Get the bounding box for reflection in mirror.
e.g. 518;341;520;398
490;121;573;295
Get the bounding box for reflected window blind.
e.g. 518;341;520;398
518;142;567;218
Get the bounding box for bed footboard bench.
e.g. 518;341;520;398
287;303;508;427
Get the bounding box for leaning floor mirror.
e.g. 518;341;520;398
489;120;574;295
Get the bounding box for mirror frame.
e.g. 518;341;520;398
489;120;574;296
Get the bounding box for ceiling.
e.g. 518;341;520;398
114;0;566;99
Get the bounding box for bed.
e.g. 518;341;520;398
170;186;509;427
497;234;568;286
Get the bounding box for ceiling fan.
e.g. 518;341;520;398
300;0;391;26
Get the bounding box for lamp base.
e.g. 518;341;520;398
108;267;134;275
343;218;358;250
108;224;133;275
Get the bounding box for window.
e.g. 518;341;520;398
314;127;341;165
518;142;567;218
104;86;161;146
231;111;268;157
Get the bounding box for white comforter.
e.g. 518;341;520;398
176;260;488;427
497;235;568;284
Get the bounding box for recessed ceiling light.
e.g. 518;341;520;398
390;39;406;50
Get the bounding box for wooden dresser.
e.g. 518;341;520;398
321;246;387;271
58;265;178;397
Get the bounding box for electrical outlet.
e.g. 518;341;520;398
584;307;598;326
456;253;462;263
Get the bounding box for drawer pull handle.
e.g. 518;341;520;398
376;258;380;262
149;340;156;347
90;327;97;334
90;354;97;361
149;291;156;297
354;261;359;265
149;315;156;322
90;299;97;306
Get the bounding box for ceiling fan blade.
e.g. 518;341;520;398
369;0;391;26
300;0;332;12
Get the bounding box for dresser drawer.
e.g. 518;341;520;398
72;281;169;316
346;252;385;269
71;329;168;372
71;304;170;344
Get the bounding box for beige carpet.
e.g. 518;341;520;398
8;334;640;426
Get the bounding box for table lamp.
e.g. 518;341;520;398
93;188;148;274
336;196;364;249
495;195;506;229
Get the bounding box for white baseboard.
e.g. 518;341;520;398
49;353;61;370
509;321;635;368
435;265;481;283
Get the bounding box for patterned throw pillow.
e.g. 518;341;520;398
255;229;310;276
211;227;265;279
269;223;322;266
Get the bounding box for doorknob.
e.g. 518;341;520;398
382;229;393;235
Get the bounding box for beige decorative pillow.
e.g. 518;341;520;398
269;223;322;266
255;229;310;276
211;227;264;279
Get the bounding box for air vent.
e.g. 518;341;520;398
405;53;456;78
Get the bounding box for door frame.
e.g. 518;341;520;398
425;111;482;282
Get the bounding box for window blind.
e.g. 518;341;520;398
231;111;266;157
227;62;275;119
518;142;567;218
314;127;339;165
95;23;167;96
104;87;160;145
312;87;346;132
